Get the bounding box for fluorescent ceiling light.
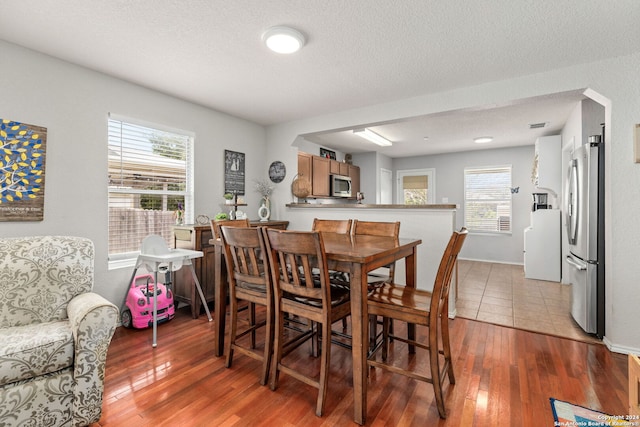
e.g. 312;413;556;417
353;128;393;146
262;26;305;54
473;136;493;144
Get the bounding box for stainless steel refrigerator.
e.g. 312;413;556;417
565;126;605;338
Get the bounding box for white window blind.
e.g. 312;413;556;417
464;165;512;233
108;116;194;260
402;175;428;204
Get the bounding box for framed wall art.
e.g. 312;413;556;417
0;119;47;221
224;149;245;194
268;160;286;183
319;147;336;160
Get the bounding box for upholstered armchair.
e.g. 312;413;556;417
0;236;118;426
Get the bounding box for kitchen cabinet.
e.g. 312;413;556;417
533;135;561;197
349;164;360;194
298;151;360;198
297;152;312;190
311;155;330;196
330;159;349;176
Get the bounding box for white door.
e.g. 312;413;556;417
396;169;435;204
380;168;392;204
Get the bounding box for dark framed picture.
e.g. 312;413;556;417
320;148;336;160
224;150;245;195
269;161;286;183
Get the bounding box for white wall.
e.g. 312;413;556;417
393;145;536;264
0;40;267;307
266;52;640;354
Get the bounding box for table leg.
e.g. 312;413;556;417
350;263;368;425
214;244;227;357
406;247;417;354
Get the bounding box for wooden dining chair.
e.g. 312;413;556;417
311;218;353;234
263;228;351;417
351;220;400;284
219;225;272;385
312;218;353;333
352;220;401;345
210;218;250;240
367;227;468;419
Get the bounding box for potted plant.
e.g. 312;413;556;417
214;212;229;220
254;179;274;222
224;193;234;204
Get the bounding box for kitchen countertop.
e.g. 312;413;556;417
286;203;457;209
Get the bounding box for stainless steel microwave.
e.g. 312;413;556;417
331;174;352;197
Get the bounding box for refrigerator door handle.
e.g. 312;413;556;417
566;255;587;271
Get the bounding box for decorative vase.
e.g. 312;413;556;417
258;198;270;222
175;211;184;225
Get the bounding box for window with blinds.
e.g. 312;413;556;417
397;168;435;204
402;175;428;204
108;116;194;261
464;165;512;233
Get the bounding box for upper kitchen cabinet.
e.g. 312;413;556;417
311;155;330;196
297;151;360;198
533;135;561;196
330;159;349;176
348;164;360;194
297;152;312;191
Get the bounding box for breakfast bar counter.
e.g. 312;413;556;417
283;203;457;303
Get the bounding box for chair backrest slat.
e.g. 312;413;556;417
352;220;400;238
211;218;250;239
312;218;353;234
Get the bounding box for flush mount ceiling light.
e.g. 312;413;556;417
353;128;393;147
262;26;305;54
473;136;494;144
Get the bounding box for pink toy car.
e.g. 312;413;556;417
121;274;175;329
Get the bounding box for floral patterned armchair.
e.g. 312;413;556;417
0;236;118;426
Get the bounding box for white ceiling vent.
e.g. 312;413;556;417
529;122;547;129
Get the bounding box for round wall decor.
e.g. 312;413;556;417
268;161;286;183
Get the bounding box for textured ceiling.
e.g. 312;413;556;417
1;1;639;156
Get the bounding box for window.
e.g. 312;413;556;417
464;165;512;233
108;115;194;263
397;169;435;204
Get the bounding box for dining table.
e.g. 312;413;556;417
212;230;422;425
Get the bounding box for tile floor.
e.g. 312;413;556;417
455;259;601;344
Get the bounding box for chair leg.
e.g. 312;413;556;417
269;310;284;391
260;302;273;386
315;320;331;417
369;314;378;349
225;297;238;368
312;321;319;357
441;314;455;384
429;323;446;419
382;317;390;361
249;302;256;349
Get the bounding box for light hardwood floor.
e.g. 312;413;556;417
456;260;601;344
93;295;626;426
